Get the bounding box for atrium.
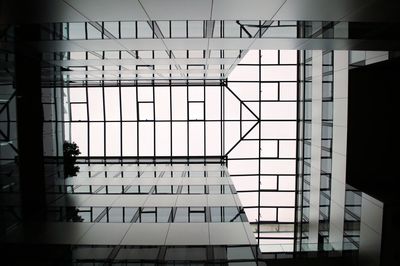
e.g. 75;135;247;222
1;0;400;265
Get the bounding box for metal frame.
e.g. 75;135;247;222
56;49;299;252
0;91;18;154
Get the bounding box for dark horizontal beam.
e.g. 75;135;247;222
45;155;227;164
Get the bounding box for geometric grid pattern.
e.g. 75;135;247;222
62;49;297;252
40;20;298;83
226;50;297;252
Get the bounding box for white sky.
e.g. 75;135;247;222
65;50;297;249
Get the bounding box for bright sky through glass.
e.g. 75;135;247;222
64;50;297;252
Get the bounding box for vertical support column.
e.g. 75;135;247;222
359;193;383;266
308;50;322;246
15;25;46;221
328;50;349;250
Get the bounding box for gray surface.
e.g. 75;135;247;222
180;178;208;185
166;223;209;245
78;223;132;245
208;195;237;206
242;223;258;245
121;223;169;245
51;194;91;206
82;195;120;206
4;0;400;23
4;222;94;244
176;195;208;207
206;177;232;185
112;195;148;207
143;195;177;207
116;247;160;260
209;223;251;245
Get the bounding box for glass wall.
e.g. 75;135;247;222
227;50;297;252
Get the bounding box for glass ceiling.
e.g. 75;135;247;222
38;20;299;84
60;49;297;252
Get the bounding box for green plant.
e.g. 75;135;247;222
63;141;81;178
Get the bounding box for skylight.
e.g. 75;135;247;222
63;49;297;252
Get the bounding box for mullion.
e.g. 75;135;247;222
66;86;72;140
203;81;206;159
257;49;262;247
135;73;140;160
102;81;107;165
170;79;173;160
152;60;156;158
48;119;282;123
186;83;189;159
52;85;59;156
85;75;90;160
119;52;123;159
50;82;222;89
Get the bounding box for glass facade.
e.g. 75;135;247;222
2;162;260;264
0;3;395;264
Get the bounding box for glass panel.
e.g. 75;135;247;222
206;122;221;156
172;122;187;156
261;83;278;100
261;102;297;120
261;159;296;175
87;23;101;39
121;21;135;38
188;86;204;101
280;82;297;100
139;103;154;120
69;87;86;102
139;123;154;156
71;104;87;120
261;50;278;64
137;87;153;101
229;66;259;81
261;66;297;81
90;122;104;156
171;87;187;120
104;22;119;37
137;21;153;38
260;192;295;206
279;176;296;190
279;140;296;158
188;21;203;38
174;208;189;222
189;102;204;120
171;21;186;38
108;207;123;222
261;140;278;157
154;87;170;120
121;87;137;120
71;123;88;156
280;50;297;64
69;23;85;39
140;208;156;222
88;88;104;120
104;87;120;120
154;186;179;194
156;123;171;156
261;176;277;190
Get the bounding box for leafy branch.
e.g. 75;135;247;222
63;141;81;178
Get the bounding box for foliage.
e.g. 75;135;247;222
64;141;81;157
66;207;84;222
63;141;81;178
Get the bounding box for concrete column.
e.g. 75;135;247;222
15;25;46;221
328;50;348;250
308;50;322;246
